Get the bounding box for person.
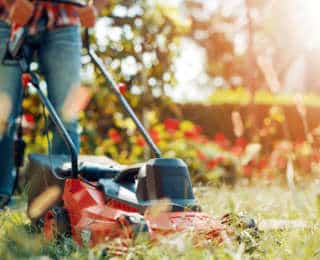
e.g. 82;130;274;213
0;0;97;207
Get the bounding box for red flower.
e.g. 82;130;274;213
149;128;160;144
243;163;254;177
108;129;121;144
214;132;230;149
231;137;248;156
24;113;35;124
184;125;202;140
136;136;146;147
234;137;247;149
164;118;180;133
311;153;320;162
196;150;207;161
118;83;127;95
200;136;209;144
80;135;89;143
231;146;243;156
206;157;223;170
195;125;202;135
22;113;35;128
257;158;268;170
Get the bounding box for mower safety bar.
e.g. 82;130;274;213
86;32;161;158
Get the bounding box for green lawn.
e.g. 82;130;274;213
0;181;319;259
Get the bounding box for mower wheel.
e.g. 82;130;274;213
44;207;71;240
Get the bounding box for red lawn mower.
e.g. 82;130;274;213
3;0;256;249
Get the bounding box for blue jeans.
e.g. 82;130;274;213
0;21;81;196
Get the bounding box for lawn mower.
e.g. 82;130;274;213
3;0;255;248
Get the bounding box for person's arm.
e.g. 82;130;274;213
78;0;108;28
78;5;95;28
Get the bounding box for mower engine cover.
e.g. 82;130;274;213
138;158;196;206
98;158;199;211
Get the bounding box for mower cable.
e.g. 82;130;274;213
42;103;66;181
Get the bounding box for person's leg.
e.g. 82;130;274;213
0;21;23;201
39;26;82;154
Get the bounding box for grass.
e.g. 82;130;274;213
0;181;320;259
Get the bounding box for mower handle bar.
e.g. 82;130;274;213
36;0;87;7
84;31;161;158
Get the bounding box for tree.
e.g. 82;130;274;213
183;0;268;89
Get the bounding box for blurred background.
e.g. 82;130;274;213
22;0;320;185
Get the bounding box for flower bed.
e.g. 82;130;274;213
79;116;320;184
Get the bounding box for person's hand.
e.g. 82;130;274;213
9;0;34;26
78;5;97;28
94;0;108;11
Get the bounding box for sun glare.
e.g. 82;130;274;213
293;0;320;48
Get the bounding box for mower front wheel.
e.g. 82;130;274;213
44;207;71;241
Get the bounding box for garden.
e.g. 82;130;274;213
1;0;320;259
